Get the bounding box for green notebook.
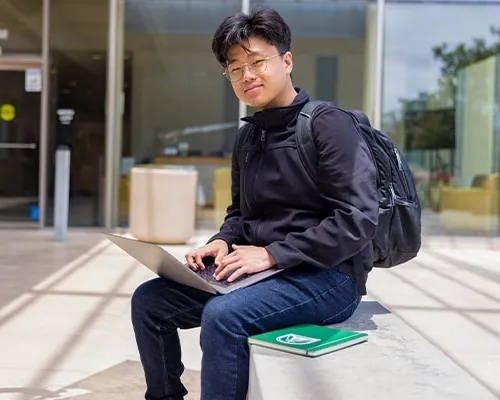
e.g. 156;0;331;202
248;324;368;357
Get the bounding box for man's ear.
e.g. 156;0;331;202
283;51;293;74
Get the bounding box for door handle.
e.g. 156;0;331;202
0;143;37;149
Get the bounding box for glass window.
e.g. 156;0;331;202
0;0;42;54
382;2;500;237
120;0;375;229
0;1;43;225
46;0;109;227
250;1;375;114
121;0;241;228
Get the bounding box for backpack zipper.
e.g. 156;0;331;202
393;148;411;198
394;148;403;170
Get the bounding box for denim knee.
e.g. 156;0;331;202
131;279;159;326
200;296;243;344
201;296;238;329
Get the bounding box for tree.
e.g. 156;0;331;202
400;26;500;151
432;26;500;78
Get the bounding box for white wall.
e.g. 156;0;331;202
456;56;498;185
293;37;365;109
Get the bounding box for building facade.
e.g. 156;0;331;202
0;0;499;236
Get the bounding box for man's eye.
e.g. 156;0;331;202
230;67;242;73
252;59;265;66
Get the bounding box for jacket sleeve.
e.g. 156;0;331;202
206;129;244;248
265;107;379;269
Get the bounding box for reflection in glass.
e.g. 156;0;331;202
122;1;374;228
122;1;241;227
382;3;500;236
249;1;373;112
0;0;42;54
45;0;109;226
0;0;43;224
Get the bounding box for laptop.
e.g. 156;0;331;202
105;233;283;294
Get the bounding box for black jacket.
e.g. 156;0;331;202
208;89;379;294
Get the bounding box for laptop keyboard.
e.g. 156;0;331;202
194;263;247;287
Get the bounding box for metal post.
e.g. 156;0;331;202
105;0;119;229
53;108;74;241
238;101;246;129
242;0;250;15
39;0;50;228
373;0;385;130
238;0;251;128
113;0;125;226
53;145;71;241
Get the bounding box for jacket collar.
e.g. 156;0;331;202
241;88;310;132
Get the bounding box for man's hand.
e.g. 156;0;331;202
214;244;276;282
185;239;229;271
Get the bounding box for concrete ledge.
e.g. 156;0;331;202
248;299;496;400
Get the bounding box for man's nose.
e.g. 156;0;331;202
242;65;257;82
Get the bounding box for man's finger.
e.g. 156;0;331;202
194;252;205;270
215;253;239;275
215;261;242;281
220;252;239;266
185;254;197;270
186;262;199;271
227;265;247;282
214;249;225;267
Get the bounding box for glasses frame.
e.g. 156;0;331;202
223;52;285;82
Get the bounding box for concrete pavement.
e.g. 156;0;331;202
0;229;213;400
0;229;499;399
368;244;500;398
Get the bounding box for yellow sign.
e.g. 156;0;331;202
0;104;15;122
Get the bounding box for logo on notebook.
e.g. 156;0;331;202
276;334;321;346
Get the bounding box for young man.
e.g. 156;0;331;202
131;7;379;400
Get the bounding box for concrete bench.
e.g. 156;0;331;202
247;298;496;400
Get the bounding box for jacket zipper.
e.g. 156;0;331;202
253;130;266;195
253;130;266;244
243;151;250;209
242;130;266;212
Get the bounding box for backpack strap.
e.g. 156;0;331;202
349;110;371;127
297;104;373;183
297;102;368;295
296;100;325;184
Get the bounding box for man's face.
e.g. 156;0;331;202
225;36;293;109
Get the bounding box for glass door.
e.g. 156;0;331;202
0;64;41;224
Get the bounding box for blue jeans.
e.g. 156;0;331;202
131;265;361;400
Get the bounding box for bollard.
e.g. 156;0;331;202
54;145;71;242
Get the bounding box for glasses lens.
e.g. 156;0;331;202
224;57;270;82
224;68;242;82
250;59;267;75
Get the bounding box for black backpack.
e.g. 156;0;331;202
296;101;422;268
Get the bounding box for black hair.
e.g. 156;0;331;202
212;7;291;67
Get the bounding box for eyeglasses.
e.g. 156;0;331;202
223;53;284;82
